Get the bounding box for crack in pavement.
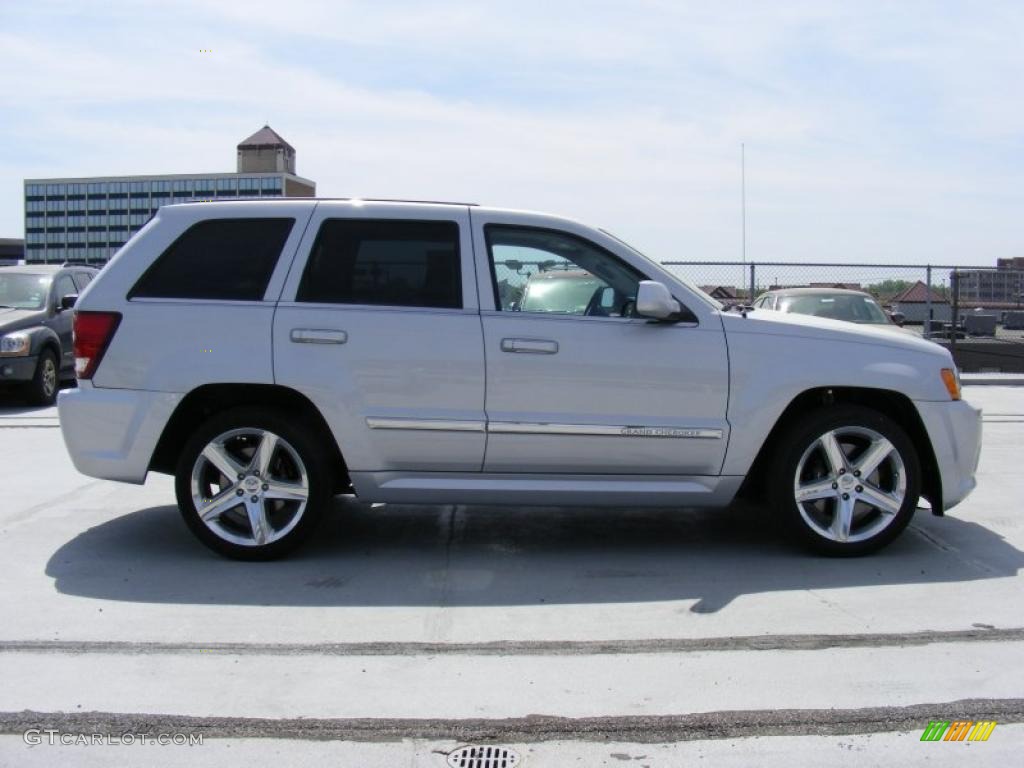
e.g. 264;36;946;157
2;698;1021;742
1;627;1021;657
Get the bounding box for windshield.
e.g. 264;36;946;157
599;229;725;310
0;273;51;310
779;293;890;324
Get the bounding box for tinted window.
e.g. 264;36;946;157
72;272;93;291
297;219;461;308
130;218;294;301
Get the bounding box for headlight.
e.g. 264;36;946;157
0;332;31;357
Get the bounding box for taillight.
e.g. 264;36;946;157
73;311;122;380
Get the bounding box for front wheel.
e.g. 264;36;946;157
25;349;59;406
175;407;331;560
769;405;921;556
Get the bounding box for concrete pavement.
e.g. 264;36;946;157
0;386;1021;764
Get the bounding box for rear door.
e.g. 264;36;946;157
273;203;486;473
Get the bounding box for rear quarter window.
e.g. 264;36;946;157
130;218;294;301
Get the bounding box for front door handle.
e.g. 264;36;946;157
290;328;348;345
500;338;559;354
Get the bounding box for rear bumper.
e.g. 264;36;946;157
58;383;182;484
914;398;983;512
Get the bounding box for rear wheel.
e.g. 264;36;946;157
769;405;921;556
25;348;59;406
175;407;331;560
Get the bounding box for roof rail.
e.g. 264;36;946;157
180;197;481;206
61;260;95;267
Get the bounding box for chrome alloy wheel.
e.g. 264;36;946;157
41;357;57;398
793;426;907;544
190;428;309;547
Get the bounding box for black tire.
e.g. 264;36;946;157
25;348;59;406
768;405;921;556
174;406;332;560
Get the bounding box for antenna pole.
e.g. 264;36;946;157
741;143;748;301
741;142;747;266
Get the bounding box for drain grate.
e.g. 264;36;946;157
446;744;521;768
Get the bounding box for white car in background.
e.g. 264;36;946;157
58;200;981;559
753;287;919;337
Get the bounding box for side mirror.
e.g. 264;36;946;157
635;281;681;320
59;294;78;311
891;311;905;327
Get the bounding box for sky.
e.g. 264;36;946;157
0;0;1022;266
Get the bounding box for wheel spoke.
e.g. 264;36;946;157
252;432;279;478
858;483;902;515
854;437;894;479
819;431;848;475
245;498;271;545
264;479;309;503
197;489;243;522
831;495;856;542
202;442;246;481
795;478;837;503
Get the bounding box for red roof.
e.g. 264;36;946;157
891;280;948;304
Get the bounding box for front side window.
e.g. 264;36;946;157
296;219;461;309
130;218;294;301
53;274;77;305
486;226;642;317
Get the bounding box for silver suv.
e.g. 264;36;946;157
59;200;982;559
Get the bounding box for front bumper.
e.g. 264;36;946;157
58;383;182;484
0;354;39;384
914;398;983;512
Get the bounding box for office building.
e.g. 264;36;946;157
23;126;315;264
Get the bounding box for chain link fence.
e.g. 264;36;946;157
661;261;1024;372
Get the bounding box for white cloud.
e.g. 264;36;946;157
0;0;1021;265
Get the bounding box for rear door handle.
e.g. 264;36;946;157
290;328;348;345
500;338;558;354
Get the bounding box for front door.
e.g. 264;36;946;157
475;219;730;475
49;273;78;372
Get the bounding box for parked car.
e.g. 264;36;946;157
0;263;98;404
58;201;981;559
754;287;919;337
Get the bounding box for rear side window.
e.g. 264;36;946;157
296;219;461;308
130;218;294;301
